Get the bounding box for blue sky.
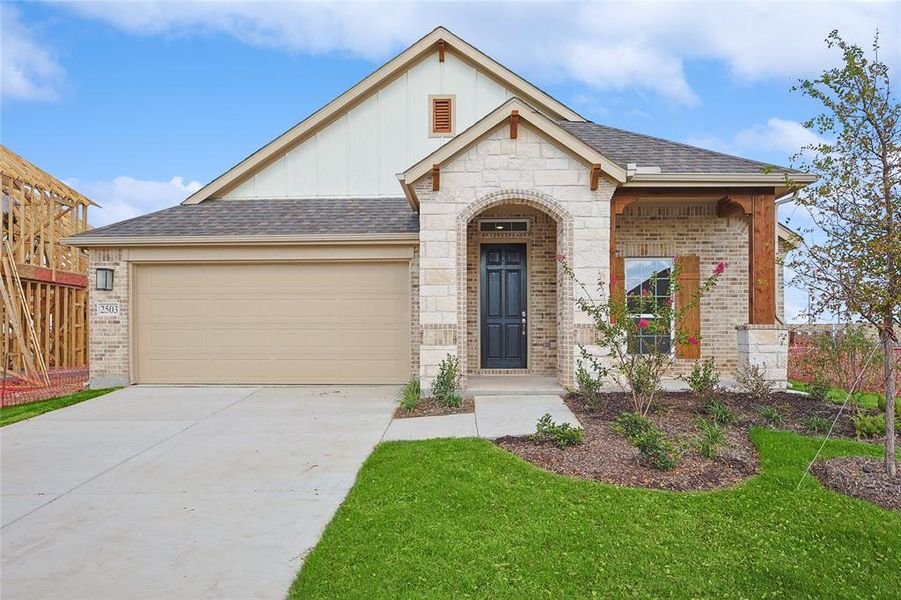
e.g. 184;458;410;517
2;1;899;320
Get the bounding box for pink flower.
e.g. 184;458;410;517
713;262;729;275
555;254;567;263
640;288;649;297
688;336;699;346
637;318;650;329
665;298;673;307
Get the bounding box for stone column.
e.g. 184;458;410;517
736;324;788;389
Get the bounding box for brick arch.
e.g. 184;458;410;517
456;189;575;386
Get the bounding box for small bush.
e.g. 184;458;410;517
735;363;775;401
634;429;681;470
611;412;653;443
532;413;585;448
694;418;727;458
398;376;421;413
683;358;721;401
876;395;901;418
756;404;785;427
575;361;604;410
704;400;736;426
806;376;831;402
851;412;886;438
805;415;832;434
431;354;461;407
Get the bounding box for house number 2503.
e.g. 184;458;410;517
97;302;120;316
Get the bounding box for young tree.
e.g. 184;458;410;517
787;31;900;475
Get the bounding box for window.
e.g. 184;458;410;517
96;268;114;291
624;258;673;354
430;95;454;136
479;219;528;232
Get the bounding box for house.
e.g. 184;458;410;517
67;27;814;390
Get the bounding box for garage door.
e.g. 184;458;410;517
134;262;411;384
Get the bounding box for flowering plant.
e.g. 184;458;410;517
560;258;726;415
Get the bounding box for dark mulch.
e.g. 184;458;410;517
496;389;879;492
393;396;474;419
811;456;901;511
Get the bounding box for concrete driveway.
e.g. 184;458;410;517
1;385;397;599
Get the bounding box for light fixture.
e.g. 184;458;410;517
96;268;114;291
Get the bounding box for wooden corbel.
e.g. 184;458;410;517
717;195;752;218
590;164;601;191
510;110;519;139
432;164;440;192
437;40;446;62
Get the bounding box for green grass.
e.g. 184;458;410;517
0;388;120;427
788;379;882;409
291;430;900;598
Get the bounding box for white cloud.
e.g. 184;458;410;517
687;118;828;161
55;1;898;106
66;176;202;227
1;6;66;100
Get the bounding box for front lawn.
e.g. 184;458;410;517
291;430;900;598
788;379;882;409
0;388;120;427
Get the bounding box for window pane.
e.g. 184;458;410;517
624;258;673;355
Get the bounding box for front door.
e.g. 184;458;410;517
480;244;527;369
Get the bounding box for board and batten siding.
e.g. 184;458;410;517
222;51;513;199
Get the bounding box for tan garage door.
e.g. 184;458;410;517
134;262;410;384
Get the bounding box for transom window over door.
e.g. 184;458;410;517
625;258;673;355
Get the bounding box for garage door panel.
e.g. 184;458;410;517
135;262;410;384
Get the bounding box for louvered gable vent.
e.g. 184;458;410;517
431;97;453;135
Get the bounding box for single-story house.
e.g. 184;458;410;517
68;27;814;390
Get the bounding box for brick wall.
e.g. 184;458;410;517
87;248;130;387
465;204;557;376
616;201;749;375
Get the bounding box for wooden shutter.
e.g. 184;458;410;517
432;98;453;134
675;255;701;359
610;254;625;324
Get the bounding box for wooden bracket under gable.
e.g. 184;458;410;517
437;40;446;62
717;195;752;217
590;164;601;191
432;164;440;192
510;110;519;139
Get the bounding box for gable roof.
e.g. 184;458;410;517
182;26;584;205
66;197;418;246
1;145;99;207
399;98;627;207
559;122;816;185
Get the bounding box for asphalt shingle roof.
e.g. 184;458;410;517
70;197;419;239
558;121;803;175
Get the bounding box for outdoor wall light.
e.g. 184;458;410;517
96;268;114;291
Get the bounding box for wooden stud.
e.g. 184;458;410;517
437;39;445;62
432;164;440;192
510;110;519;139
590;164;601;191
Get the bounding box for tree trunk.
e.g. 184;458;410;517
882;323;896;477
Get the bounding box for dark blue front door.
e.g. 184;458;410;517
481;244;527;369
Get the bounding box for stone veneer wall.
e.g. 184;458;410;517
87;248;130;388
616;201;749;375
414;122;616;388
737;324;789;388
465;204;557;376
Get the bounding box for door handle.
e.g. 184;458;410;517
521;311;527;334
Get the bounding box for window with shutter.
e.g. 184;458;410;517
430;96;454;136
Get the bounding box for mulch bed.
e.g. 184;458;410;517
496;389;882;492
811;456;900;511
393;396;475;419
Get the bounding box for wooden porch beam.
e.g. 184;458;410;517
748;191;776;324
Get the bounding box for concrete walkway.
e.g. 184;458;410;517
1;385;396;600
382;394;580;441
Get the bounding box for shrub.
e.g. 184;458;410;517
611;412;653;443
806;376;831;402
694;418;727;458
431;354;461;407
398;376;421;413
876;395;901;418
735;363;775;401
756;404;785;427
704;400;736;426
805;415;832;434
575;361;603;410
683;358;721;402
634;429;681;470
851;412;886;438
532;413;585;448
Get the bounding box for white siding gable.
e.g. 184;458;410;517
221;51;512;199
